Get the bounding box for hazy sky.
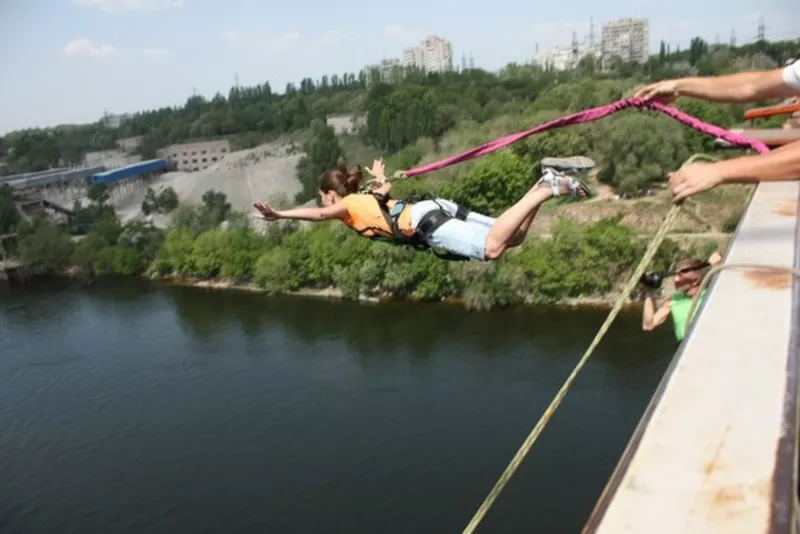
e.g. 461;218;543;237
0;0;794;134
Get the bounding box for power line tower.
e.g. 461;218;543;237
729;29;736;48
714;33;720;47
469;55;475;69
461;51;467;71
571;30;579;68
589;16;595;47
757;16;765;41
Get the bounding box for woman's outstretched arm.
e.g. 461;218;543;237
253;200;348;222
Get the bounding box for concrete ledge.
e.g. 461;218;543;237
584;180;800;534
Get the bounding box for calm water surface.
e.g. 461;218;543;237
0;278;677;533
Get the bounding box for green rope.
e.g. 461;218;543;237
461;154;710;534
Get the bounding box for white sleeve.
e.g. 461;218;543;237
783;62;800;91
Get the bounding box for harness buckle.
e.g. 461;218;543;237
390;202;406;218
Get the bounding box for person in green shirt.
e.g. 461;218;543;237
641;251;722;341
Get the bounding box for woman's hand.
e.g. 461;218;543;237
365;158;389;188
365;158;386;179
708;251;723;266
253;200;280;221
668;162;725;202
634;79;681;103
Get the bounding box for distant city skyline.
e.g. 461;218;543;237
0;0;796;134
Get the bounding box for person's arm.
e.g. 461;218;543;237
253;200;348;222
274;203;348;221
672;69;795;102
713;140;800;184
371;180;392;197
636;63;800;103
642;295;671;331
669;141;800;201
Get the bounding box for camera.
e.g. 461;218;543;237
639;272;664;289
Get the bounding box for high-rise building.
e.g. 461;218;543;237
402;35;453;73
403;46;424;70
601;18;649;64
536;43;601;71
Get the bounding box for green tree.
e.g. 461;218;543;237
438;151;534;215
295;123;345;203
16;219;74;273
200;190;231;226
87;183;110;204
157;187;179;213
0;185;19;234
141;187;158;215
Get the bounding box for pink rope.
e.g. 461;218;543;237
403;97;769;177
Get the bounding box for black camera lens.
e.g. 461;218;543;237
639;272;663;289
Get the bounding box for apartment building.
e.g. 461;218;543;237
402;35;454;73
157;139;231;172
601;18;649;64
403;46;424;69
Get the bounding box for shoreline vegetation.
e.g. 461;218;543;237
142;274;627;309
3;36;791;309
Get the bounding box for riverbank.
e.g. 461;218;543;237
149;273;634;310
9;196;719;311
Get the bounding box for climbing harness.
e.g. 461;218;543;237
351;191;474;261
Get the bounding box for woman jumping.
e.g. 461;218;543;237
252;157;592;261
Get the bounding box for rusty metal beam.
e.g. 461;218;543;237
715;129;800;148
744;103;800;120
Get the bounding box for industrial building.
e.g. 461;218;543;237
157;140;231;172
601;18;649;65
90;159;169;184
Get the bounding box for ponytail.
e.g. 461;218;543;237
319;157;362;196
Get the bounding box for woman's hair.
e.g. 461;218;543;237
318;157;363;196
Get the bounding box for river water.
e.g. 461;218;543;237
0;278;677;533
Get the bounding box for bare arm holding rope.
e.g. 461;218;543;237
669;141;800;201
635;60;800;104
634;61;800;202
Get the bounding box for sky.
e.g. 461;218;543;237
0;0;795;134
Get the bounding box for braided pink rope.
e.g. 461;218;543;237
403;97;769;177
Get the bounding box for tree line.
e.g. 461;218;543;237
2;36;796;177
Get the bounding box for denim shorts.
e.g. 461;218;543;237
409;199;496;261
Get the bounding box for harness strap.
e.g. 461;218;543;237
415;209;453;239
365;192;474;261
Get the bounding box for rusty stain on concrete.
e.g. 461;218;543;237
742;268;792;289
773;200;797;217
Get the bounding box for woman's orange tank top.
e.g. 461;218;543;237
339;194;414;238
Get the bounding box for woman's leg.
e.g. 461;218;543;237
507;209;539;247
483;175;590;260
